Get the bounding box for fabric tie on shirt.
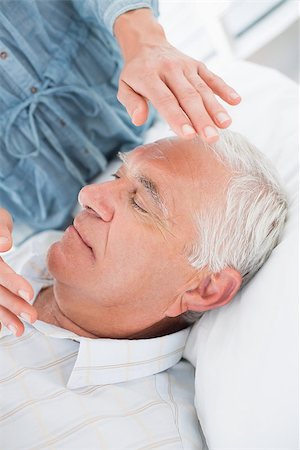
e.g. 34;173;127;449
4;81;108;185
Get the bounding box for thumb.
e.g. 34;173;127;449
117;80;149;126
0;208;13;252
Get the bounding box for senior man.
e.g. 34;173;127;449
0;131;287;448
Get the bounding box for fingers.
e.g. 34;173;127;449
119;69;238;143
117;80;149;126
198;64;241;105
142;76;200;140
184;71;232;129
0;266;35;300
0;284;36;321
0;257;36;337
118;41;242;141
0;208;13;252
0;208;36;338
0;285;37;336
0;305;25;337
163;72;220;142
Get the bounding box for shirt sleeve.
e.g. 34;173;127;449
73;0;160;36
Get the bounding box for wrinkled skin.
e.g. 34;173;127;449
0;137;241;338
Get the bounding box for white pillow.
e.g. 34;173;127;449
184;61;298;449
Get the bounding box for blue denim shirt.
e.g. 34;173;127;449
0;0;159;231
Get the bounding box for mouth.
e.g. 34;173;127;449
70;224;94;256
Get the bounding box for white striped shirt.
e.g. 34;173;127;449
0;231;204;449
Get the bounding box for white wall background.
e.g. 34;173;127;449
157;0;299;82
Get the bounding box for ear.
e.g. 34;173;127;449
165;268;242;318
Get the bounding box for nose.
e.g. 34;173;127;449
78;182;116;222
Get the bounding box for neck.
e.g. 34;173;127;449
34;286;99;338
34;286;187;340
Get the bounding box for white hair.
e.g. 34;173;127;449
183;129;288;324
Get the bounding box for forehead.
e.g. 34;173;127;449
126;137;231;205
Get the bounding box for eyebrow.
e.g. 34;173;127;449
117;152;168;217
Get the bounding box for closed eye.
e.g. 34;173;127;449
111;173;148;214
130;197;148;214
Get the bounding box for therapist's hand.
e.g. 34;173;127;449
114;8;241;143
0;208;36;336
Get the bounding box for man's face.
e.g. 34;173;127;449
47;138;231;338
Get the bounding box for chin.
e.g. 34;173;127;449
47;241;90;286
46;241;70;282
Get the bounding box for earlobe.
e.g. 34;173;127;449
164;295;188;318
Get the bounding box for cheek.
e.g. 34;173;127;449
91;220;163;294
101;232;154;284
112;220;164;267
104;227;184;296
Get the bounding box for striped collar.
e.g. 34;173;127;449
30;319;190;388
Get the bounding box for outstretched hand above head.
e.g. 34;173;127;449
114;8;241;143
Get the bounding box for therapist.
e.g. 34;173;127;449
0;0;241;234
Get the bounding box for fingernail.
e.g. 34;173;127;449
182;124;196;136
0;236;9;245
229;91;240;100
204;126;218;139
216;112;231;124
131;107;142;121
18;290;31;302
8;324;17;336
20;312;32;323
